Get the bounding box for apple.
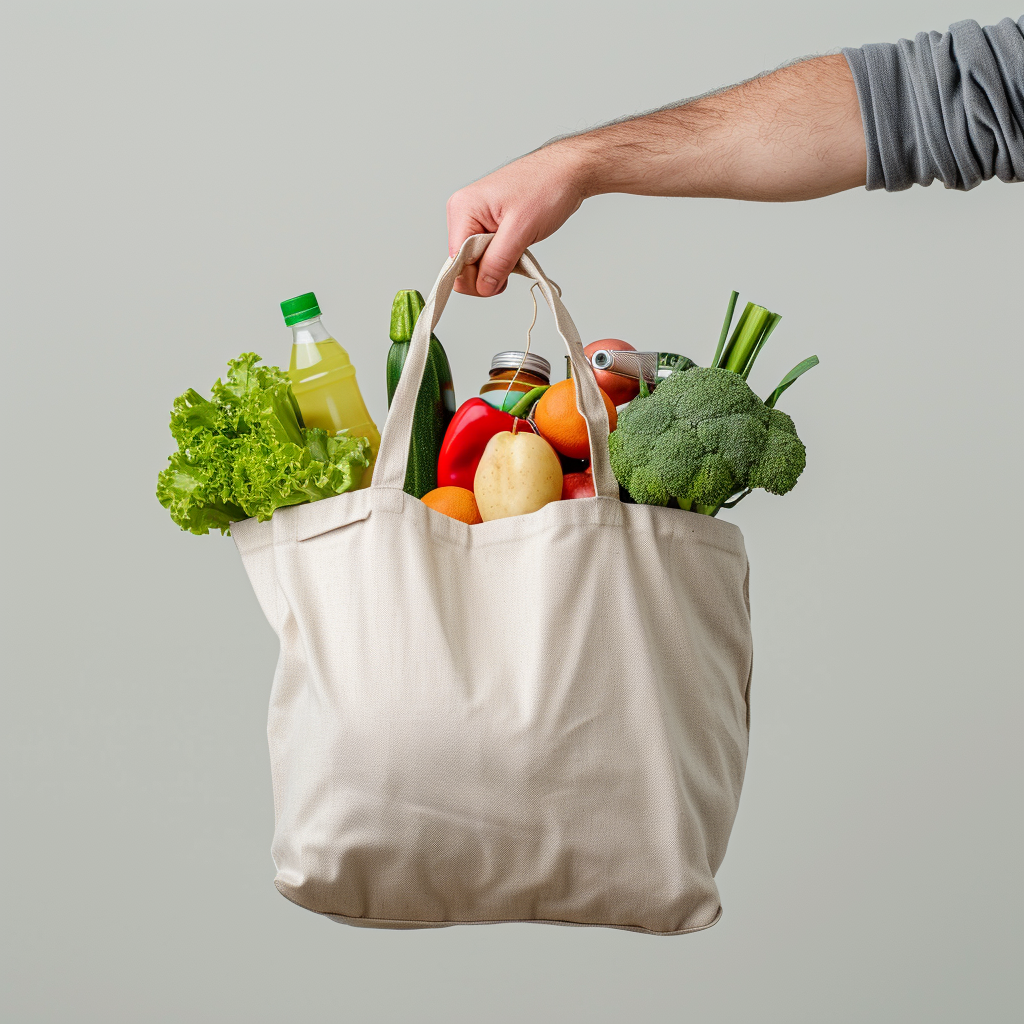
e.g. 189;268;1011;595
584;338;639;405
561;466;595;500
473;430;563;521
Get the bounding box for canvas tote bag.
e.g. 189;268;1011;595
232;235;753;935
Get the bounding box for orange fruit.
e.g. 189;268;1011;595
534;378;618;460
584;338;639;405
420;486;482;524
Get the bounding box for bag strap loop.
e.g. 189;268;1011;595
373;234;620;500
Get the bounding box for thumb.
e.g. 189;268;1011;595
473;217;534;297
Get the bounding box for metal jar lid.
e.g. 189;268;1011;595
489;351;551;381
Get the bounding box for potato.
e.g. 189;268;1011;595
473;430;563;521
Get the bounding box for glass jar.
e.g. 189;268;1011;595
479;351;551;411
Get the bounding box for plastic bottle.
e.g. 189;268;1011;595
281;291;380;488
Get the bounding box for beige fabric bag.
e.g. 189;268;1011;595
233;236;753;935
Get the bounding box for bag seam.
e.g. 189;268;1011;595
274;880;722;936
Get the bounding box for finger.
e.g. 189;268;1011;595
454;263;480;296
474;217;533;296
455;268;508;297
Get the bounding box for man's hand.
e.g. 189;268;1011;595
446;54;866;296
446;145;590;296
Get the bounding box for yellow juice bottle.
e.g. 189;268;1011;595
281;291;381;488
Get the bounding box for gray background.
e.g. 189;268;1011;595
2;1;1020;1021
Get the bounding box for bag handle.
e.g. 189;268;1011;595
373;233;620;500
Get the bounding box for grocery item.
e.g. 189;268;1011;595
283;291;381;488
386;289;456;498
436;397;534;491
712;293;780;375
534;378;618;460
473;430;563;522
561;466;595;500
588;348;695;395
506;385;549;418
610;368;805;513
156;353;369;535
479;351;551;411
420;486;482;524
583;339;640;404
609;290;818;515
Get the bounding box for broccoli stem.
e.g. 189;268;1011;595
686;489;753;517
670;496;716;515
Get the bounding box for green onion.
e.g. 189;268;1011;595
765;355;819;409
712;291;739;368
722;303;772;375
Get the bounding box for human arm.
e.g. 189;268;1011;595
448;17;1024;297
448;54;865;296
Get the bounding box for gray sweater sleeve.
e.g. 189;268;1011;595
842;17;1024;190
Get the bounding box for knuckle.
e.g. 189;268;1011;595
447;194;472;221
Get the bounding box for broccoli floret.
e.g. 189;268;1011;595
608;366;807;513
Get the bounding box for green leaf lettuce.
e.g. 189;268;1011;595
156;353;370;535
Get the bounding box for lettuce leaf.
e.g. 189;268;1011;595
157;353;370;535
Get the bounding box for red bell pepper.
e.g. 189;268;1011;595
437;398;534;491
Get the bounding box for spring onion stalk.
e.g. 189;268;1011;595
765;355;820;409
704;294;811;516
741;312;782;380
711;291;739;369
721;303;773;375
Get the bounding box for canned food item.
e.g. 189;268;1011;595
479;351;552;411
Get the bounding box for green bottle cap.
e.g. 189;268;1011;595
281;291;321;326
390;290;426;343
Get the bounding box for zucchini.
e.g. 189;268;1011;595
387;290;456;498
